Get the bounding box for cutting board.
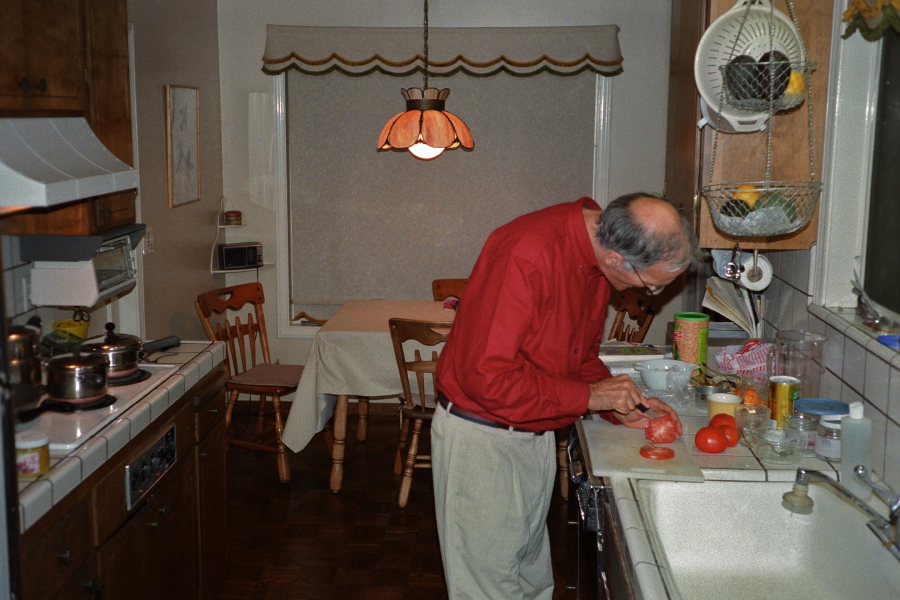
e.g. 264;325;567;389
576;418;704;482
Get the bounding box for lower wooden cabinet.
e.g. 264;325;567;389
19;363;227;600
98;459;198;599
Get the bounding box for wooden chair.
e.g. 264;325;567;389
607;288;656;344
431;279;467;301
556;289;657;498
195;282;304;482
389;318;451;508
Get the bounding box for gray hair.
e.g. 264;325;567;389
596;192;701;272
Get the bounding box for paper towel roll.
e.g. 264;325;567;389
738;253;773;291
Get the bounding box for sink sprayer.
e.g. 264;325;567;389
782;467;900;562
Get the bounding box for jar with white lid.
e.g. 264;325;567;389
814;417;841;460
15;430;50;478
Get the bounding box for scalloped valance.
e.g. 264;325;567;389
261;25;623;76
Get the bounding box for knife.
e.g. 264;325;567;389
637;403;659;419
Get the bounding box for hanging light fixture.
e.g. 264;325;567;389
376;0;473;160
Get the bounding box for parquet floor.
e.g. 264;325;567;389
220;402;573;600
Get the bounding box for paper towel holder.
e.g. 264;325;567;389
745;249;764;284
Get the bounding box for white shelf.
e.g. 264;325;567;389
218;224;246;228
211;263;274;274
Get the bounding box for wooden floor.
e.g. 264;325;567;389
220;402;573;600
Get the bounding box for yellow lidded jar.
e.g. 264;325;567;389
15;431;50;479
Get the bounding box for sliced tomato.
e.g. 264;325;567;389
645;414;680;444
640;444;676;460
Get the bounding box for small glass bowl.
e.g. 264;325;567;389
750;426;804;466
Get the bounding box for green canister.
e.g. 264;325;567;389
672;312;709;365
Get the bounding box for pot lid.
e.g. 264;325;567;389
81;322;141;353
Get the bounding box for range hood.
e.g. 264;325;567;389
0;117;138;213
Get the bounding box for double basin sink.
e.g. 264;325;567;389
633;479;900;599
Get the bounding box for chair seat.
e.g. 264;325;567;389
229;362;304;388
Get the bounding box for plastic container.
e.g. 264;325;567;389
840;402;872;500
793;398;849;418
15;431;50;479
784;412;818;456
815;417;842;460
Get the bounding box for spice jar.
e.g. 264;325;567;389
15;431;50;479
814;417;842;460
784;409;819;456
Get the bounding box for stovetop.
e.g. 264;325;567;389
19;363;179;456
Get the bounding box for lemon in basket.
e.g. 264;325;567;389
731;184;761;209
785;69;805;95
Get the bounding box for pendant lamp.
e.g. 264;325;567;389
376;0;473;160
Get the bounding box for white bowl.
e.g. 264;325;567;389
633;359;698;390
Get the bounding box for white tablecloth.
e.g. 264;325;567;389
282;299;456;452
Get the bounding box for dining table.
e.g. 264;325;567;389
281;299;456;492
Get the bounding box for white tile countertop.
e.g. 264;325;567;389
15;341;225;533
600;385;848;600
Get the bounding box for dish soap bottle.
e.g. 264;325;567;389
840;402;872;500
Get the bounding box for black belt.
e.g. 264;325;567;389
437;394;546;435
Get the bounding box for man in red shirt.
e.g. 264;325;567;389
433;192;700;600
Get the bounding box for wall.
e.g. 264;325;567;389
127;0;224;341
215;0;679;363
763;248;900;494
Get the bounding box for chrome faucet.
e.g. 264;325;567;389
782;467;900;562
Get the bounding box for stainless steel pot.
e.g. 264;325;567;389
45;353;109;403
80;322;181;377
6;326;41;386
81;322;142;376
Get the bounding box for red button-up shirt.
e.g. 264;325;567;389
436;197;613;431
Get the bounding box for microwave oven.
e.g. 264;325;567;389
218;242;263;270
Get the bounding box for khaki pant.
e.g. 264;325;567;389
432;402;556;600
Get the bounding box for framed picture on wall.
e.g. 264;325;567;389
165;85;201;208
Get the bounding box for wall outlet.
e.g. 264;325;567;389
142;226;154;256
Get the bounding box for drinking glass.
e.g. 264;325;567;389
734;404;771;446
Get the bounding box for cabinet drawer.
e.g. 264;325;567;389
20;496;92;600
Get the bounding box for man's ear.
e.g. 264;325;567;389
604;251;624;269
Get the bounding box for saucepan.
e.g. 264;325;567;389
81;322;180;377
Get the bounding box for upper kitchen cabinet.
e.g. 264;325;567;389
0;0;135;235
665;0;835;250
0;0;89;115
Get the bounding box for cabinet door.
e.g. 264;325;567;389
666;0;833;250
0;0;89;113
20;497;93;600
197;419;228;600
98;459;198;600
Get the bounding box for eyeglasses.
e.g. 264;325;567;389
629;262;665;296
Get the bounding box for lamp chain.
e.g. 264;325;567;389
423;0;429;90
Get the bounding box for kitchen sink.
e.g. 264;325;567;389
634;479;900;600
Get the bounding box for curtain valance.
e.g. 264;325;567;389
262;25;623;76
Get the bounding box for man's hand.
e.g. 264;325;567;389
587;375;682;433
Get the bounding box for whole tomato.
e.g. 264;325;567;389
644;414;679;444
695;426;728;453
709;413;737;429
717;424;741;447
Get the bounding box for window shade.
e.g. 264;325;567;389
262;25;623;76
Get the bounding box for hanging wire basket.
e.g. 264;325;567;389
701;181;822;237
720;59;814;112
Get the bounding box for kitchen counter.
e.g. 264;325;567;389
575;380;844;600
15;341;226;533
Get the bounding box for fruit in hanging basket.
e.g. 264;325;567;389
731;184;762;209
721;198;752;218
757;51;792;100
785;69;805;95
724;55;764;101
756;190;797;221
